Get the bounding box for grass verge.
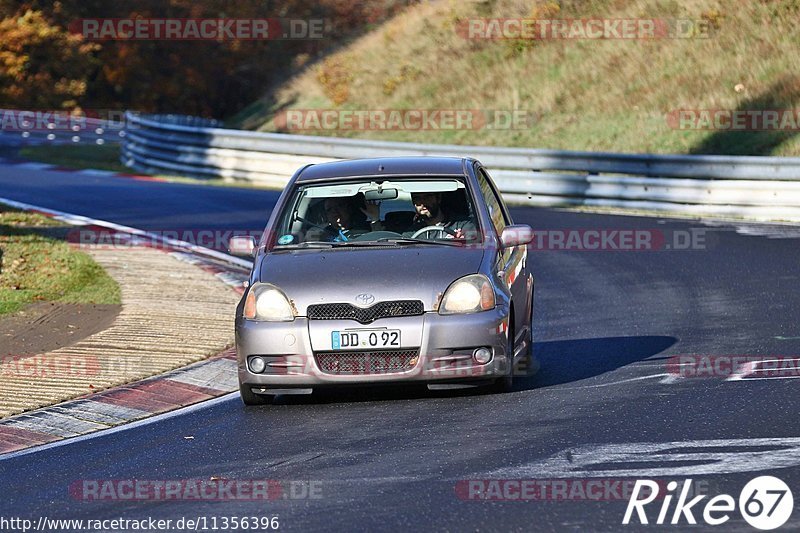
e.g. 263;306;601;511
0;205;121;316
238;0;800;156
19;144;129;173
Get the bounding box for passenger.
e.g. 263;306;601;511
405;192;476;239
307;196;371;241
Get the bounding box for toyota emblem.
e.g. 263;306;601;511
355;293;375;305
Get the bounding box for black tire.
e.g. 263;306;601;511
239;383;273;406
490;321;514;393
514;321;539;377
515;289;539;377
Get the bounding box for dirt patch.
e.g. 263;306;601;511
0;302;121;358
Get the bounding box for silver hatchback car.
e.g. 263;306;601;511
229;157;535;405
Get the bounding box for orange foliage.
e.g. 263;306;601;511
0;9;98;109
0;0;418;117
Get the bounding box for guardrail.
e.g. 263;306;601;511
0;109;124;147
122;112;800;221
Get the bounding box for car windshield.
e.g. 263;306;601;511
270;177;481;247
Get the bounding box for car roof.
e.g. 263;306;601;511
295;157;472;182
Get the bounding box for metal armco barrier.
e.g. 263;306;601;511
122;112;800;221
0;109;124;146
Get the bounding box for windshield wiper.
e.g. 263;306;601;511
278;239;466;249
328;240;399;247
374;237;464;247
276;240;397;249
276;241;336;249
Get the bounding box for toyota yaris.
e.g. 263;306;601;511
229;157;535;405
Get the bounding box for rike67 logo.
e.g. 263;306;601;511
623;476;794;530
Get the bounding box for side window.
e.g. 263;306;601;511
476;167;509;236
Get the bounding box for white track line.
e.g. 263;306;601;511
0;195;253;269
0;393;237;461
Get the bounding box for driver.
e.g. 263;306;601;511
404;192;476;239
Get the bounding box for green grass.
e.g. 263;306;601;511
0;206;121;316
19;144;129;173
236;0;800;156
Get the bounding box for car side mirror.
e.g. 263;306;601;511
228;236;257;257
500;224;534;248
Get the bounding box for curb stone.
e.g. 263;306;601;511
0;197;252;455
0;349;238;454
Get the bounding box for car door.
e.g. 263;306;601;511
474;164;530;341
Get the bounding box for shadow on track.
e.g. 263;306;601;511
253;335;676;406
522;335;677;389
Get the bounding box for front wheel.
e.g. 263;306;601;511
489;323;514;393
514;286;537;377
239;383;273;406
514;326;538;376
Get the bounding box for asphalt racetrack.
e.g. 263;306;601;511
0;162;798;531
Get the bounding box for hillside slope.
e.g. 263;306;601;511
233;0;800;156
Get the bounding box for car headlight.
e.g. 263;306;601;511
243;283;295;321
439;274;495;314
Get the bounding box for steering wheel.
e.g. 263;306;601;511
411;225;456;239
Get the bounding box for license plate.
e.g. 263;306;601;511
331;329;401;350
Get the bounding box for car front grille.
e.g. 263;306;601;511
307;300;424;324
314;349;419;375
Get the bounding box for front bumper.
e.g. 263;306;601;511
235;307;511;391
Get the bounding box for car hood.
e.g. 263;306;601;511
258;245;485;314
